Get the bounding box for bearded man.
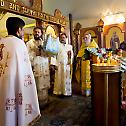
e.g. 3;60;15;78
75;33;98;96
53;33;73;96
27;26;50;107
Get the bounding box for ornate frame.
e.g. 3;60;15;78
7;0;42;11
103;23;125;48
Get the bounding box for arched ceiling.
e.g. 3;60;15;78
43;0;126;20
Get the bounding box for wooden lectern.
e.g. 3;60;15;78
91;64;121;126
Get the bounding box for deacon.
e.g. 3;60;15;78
0;17;40;126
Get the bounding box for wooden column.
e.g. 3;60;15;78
73;23;81;56
97;19;104;48
69;13;73;45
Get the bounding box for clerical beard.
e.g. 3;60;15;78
34;35;43;40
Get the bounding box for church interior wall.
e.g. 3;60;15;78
73;17;99;28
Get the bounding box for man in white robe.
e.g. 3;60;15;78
0;17;40;126
27;26;50;106
53;33;73;96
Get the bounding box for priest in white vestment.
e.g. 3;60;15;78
53;33;73;96
27;26;51;106
0;17;40;126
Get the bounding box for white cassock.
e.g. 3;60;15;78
53;43;73;96
0;36;40;126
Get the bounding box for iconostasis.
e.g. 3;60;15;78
77;22;126;52
0;0;68;42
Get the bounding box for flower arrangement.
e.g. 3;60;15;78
86;48;121;66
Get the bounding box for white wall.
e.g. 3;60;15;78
73;17;100;28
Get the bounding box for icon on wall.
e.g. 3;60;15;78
110;32;120;49
105;26;124;49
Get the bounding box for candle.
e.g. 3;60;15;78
97;57;100;64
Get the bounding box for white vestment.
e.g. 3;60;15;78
53;43;73;96
0;36;40;126
26;39;50;101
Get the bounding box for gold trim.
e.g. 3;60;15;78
0;0;67;26
28;114;41;126
92;64;120;73
24;23;36;28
